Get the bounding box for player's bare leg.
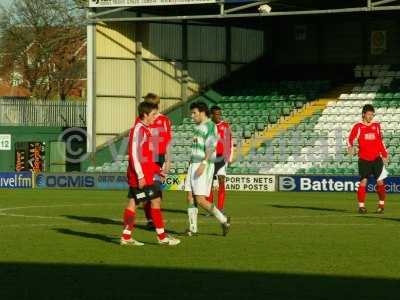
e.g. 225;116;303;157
195;195;231;236
120;199;144;246
186;191;199;235
217;175;226;213
358;179;368;214
376;180;386;214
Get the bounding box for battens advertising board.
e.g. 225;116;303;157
279;175;400;193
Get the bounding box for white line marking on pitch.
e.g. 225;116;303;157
0;203;398;228
0;221;398;229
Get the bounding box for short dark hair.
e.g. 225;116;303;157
190;101;209;116
143;93;160;106
210;105;221;112
138;101;158;119
362;104;375;115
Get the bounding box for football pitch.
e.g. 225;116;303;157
1;189;400;299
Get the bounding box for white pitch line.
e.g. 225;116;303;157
0;203;118;212
0;203;399;228
0;220;399;229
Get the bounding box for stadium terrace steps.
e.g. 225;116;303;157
237;98;333;158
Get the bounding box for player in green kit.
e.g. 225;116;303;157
184;102;231;236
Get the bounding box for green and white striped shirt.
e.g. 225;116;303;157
190;119;218;163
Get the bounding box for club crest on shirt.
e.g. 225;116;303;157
365;133;376;140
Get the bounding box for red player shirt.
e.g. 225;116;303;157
127;121;160;188
216;121;233;162
134;114;172;156
150;114;172;156
348;121;388;161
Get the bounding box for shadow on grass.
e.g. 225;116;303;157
62;215;181;234
62;215;122;226
0;263;399;299
359;215;400;223
53;228;119;245
270;205;348;213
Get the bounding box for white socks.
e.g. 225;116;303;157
187;207;198;233
211;205;227;224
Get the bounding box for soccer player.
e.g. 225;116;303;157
121;101;180;246
184;102;231;236
348;104;389;214
141;93;173;228
207;106;233;213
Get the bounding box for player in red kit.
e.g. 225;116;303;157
348;104;389;214
141;93;173;228
207;106;233;213
120;101;180;246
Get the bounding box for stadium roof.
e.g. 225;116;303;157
88;0;400;23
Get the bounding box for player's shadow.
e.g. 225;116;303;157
270;205;348;213
61;215;181;235
54;228;169;246
139;207;187;215
62;215;123;226
359;215;400;223
53;228;119;245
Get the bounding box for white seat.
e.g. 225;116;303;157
362;65;372;78
383;78;393;87
354;65;363;78
365;79;374;85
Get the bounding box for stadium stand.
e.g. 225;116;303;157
86;65;400;176
261;65;400;176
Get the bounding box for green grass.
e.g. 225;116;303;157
1;190;400;299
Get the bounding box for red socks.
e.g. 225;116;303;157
208;182;226;209
151;208;167;240
377;184;386;208
144;201;152;222
123;206;169;241
358;184;386;209
217;182;225;210
207;190;214;204
122;208;136;240
357;185;366;208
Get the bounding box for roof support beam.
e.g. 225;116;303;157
224;1;269;14
372;0;400;6
89;5;400;23
94;6;131;18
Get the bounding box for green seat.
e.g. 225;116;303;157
256;122;265;131
297;168;306;175
308;167;317;174
241;167;249;174
384;93;394;100
375;93;385;101
243;130;252;139
282;107;291;116
392;92;400;100
295;101;303;109
269;115;278;124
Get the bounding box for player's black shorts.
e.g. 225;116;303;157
213;155;226;177
155;154;165;168
358;157;384;180
127;182;162;204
